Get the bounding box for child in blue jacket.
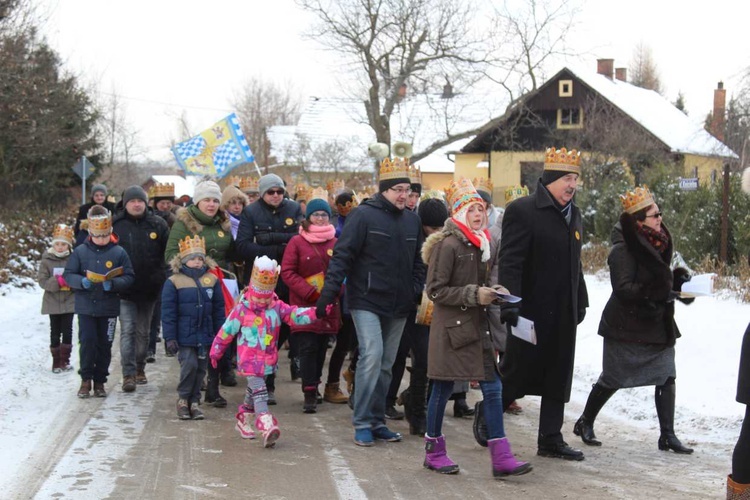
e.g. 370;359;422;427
64;205;134;398
162;235;226;420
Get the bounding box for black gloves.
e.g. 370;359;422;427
677;296;695;305
500;307;520;327
577;308;586;325
672;267;692;291
166;339;179;356
667;290;681;303
315;296;331;319
256;233;272;246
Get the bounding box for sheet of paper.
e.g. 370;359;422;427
222;278;239;299
495;292;522;304
680;273;716;297
53;267;65;277
510;316;536;345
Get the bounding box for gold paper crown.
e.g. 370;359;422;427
52;224;74;245
505;185;529;205
544;147;582;174
619;185;655;214
409;165;422;185
473;177;493;195
295;183;313;202
178;235;206;260
444;177;483;214
310;186;329;202
149;182;175;199
325;179;346;196
250;258;279;295
379;157;411;182
87;206;112;236
228;176;259;194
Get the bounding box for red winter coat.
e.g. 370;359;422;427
281;233;341;334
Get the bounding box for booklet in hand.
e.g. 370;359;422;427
679;273;716;298
86;267;123;283
510;316;536;345
495;292;522;304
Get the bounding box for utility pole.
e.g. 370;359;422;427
720;163;730;263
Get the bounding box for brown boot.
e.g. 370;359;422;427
59;344;74;371
342;368;355;395
77;379;92;398
324;382;349;404
135;369;148;385
93;382;107;398
122;375;137;393
728;474;750;499
50;346;62;373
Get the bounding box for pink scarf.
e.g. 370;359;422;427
299;223;336;244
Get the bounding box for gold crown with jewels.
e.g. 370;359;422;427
86;206;112;236
473;177;493;195
544;147;582;174
379;157;410;182
52;224;74;245
295;183;313;202
326;179;346;196
409;165;422;185
178;235;206;259
228;176;259;194
505;185;529;205
250;256;279;295
149;182;175;199
444;177;483;215
310;187;329;202
620;185;655;214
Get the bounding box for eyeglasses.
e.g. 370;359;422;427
646;212;663;219
310;212;330;219
266;189;284;196
389;187;412;195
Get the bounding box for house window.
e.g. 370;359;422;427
559;80;573;97
557;108;583;129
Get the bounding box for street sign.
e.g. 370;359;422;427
679;178;699;191
72;157;95;179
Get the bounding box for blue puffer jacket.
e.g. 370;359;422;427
63;236;135;316
161;257;226;347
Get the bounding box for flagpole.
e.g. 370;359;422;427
252;160;262;177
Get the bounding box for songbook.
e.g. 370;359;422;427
510;316;537;345
305;272;325;293
495;292;522;304
679;273;716;298
86;267;123;283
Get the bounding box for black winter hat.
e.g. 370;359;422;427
542;170;570;186
418;198;449;228
122;185;148;205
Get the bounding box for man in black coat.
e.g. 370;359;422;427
112;185;169;392
496;147;589;461
235;173;303;401
315;161;426;447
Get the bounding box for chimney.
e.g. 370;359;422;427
597;58;614;80
711;81;726;142
441;79;454;99
615;67;627;82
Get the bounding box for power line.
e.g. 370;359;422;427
93;89;234;113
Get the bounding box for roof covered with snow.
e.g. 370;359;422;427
149;175;198;197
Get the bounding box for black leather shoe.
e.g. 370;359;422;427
453;399;475;418
537;441;585;461
385;405;404;420
573;416;602;446
658;434;694;454
472;401;488;447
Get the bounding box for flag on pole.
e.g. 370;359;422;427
171;113;254;179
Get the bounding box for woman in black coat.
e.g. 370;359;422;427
573;186;694;454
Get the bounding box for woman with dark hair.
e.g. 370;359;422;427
574;186;694;454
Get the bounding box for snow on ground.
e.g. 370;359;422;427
0;274;747;492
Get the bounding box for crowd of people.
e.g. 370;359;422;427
35;149;750;495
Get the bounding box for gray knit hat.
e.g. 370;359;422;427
193;180;222;205
91;184;108;196
258;174;285;197
122;185;148;205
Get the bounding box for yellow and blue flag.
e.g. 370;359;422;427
171;113;254;178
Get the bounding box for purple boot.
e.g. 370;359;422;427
488;437;532;477
424;435;459;474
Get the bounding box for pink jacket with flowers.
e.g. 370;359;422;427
210;292;317;377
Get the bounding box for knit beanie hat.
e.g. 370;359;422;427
418;198;449;228
306;198;332;219
541;170;569;186
122;185;148;205
193;180;222;205
221;184;249;211
91;184;108;197
258;174;285;197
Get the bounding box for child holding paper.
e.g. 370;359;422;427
421;178;531;478
64;205;134;398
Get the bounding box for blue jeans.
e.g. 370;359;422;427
427;372;506;439
350;309;407;430
120;299;157;376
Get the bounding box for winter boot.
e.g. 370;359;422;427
303;387;318;414
122;375;137;393
50;346;62;373
343;367;355;395
176;398;191;420
655;383;694;454
93;382;107;398
190;402;204;420
324;382;348;404
573;383;617;446
728;474;750;499
235;404;256;439
506;400;523;415
473;400;488;447
423;435;459;474
453;398;475;418
385;397;404;420
205;367;227;407
220;369;237;387
255;412;280;448
135;368;148;385
489;437;532;477
77;379;92;399
59;344;74;371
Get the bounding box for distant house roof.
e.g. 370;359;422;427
267;91;506;173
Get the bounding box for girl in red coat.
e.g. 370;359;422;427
281;195;341;413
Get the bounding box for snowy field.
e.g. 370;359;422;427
0;274;747;493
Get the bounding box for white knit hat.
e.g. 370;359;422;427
193;180;222;205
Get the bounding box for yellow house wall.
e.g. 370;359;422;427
490;151;540;207
421;172;453;192
454;153;487;181
681;154;726;185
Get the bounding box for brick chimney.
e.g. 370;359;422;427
615;67;627;82
597;58;614;80
711;81;726;141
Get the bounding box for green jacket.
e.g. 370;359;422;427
165;205;234;270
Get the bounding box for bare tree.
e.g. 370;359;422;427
629;42;664;94
231;76;302;167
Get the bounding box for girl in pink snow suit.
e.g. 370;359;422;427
210;255;331;448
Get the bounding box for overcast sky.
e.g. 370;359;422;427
37;0;750;163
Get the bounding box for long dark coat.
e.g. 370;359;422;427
598;214;680;346
739;323;750;405
498;181;588;402
423;219;496;382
